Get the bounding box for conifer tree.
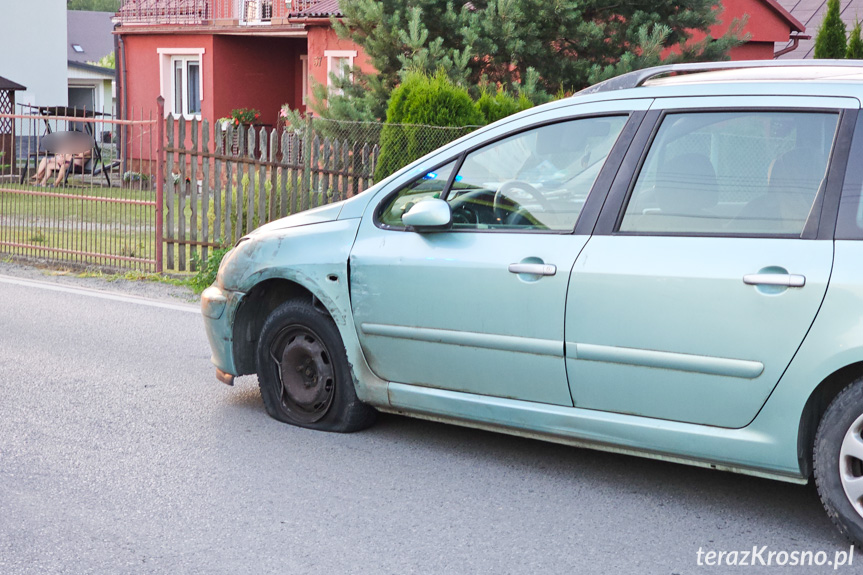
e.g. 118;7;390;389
815;0;848;59
313;0;746;121
847;19;863;59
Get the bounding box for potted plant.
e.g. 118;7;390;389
220;108;261;155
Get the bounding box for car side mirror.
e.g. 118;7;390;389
402;198;452;232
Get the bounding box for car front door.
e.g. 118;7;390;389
349;102;649;405
565;96;857;428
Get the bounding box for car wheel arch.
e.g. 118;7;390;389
232;278;325;376
798;361;863;477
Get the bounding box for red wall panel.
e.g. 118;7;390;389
212;35;307;126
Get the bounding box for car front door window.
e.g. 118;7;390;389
447;116;628;231
377;160;458;227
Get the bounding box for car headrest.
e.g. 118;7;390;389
655;153;718;215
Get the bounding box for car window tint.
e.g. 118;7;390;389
447;116;628;231
377;160;458;227
620;111;839;236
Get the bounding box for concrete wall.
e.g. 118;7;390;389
0;0;68;107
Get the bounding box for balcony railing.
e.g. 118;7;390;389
117;0;321;25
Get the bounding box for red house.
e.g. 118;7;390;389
115;0;373;128
114;0;807;129
701;0;807;59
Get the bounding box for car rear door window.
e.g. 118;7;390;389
620;111;839;236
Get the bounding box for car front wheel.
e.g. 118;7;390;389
255;299;376;432
814;378;863;545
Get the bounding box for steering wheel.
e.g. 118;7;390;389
492;180;553;224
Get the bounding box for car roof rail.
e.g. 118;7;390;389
576;59;863;96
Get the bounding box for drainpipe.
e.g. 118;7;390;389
774;34;811;59
117;28;128;175
288;18;334;25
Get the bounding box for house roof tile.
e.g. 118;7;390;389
68;11;115;64
0;76;26;91
775;0;863;58
291;0;342;17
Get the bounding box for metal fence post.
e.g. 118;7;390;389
155;96;165;273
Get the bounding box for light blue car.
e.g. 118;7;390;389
202;61;863;545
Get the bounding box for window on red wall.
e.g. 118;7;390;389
325;50;356;97
171;56;202;118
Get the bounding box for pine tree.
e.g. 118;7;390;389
321;0;746;122
815;0;847;59
847;19;863;59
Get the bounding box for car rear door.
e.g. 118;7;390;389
565;96;858;428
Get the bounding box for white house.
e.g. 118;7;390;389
67;10;116;114
0;0;68;108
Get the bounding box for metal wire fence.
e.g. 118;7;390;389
286;117;480;180
0;106;160;272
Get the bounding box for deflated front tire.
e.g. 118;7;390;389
255;299;377;433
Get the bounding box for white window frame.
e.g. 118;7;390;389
157;48;205;119
300;55;308;104
239;0;273;25
324;50;357;96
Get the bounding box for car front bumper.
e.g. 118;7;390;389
201;284;245;379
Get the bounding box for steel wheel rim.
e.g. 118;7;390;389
269;324;335;423
839;412;863;519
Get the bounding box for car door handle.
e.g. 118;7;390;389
743;273;806;288
508;263;557;276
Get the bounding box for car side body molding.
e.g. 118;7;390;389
361;323;563;356
567;343;764;379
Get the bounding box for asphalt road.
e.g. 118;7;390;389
0;272;857;574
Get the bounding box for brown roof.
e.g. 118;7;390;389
775;0;863;58
0;76;26;91
291;0;341;17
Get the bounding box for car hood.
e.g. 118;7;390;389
249;190;378;237
251;202;346;235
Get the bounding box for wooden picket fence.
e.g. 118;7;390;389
162;115;379;271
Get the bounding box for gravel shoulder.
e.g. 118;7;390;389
0;260;199;304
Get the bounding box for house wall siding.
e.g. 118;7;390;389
306;26;373;97
664;0;800;60
729;41;777;60
123;34;216;122
122;34;214;155
719;0;800;42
